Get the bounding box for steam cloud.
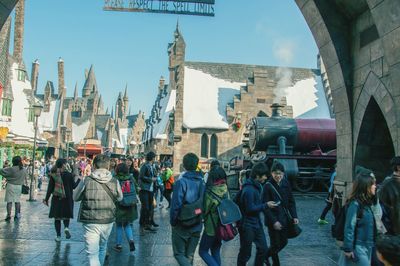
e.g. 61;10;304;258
273;40;295;104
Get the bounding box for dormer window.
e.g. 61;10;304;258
17;69;26;81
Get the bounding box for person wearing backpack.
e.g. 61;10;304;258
199;164;228;266
113;163;138;254
338;171;377;266
170;153;205;266
263;162;298;266
237;162;275;266
161;165;174;209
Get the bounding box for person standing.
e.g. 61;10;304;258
170;153;205;266
73;155;123;266
338;171;377;266
38;161;47;191
263;162;298;266
161;165;174;209
199;165;228;266
43;159;80;242
1;156;27;222
113;163;138;254
138;151;158;234
237;162;272;266
318;166;336;225
379;177;400;236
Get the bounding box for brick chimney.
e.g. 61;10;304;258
58;57;65;96
31;59;39;94
158;76;165;93
13;0;25;63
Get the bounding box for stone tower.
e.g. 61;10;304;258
168;23;186;171
123;85;129;116
58;57;65;97
13;0;24;64
31;59;39;94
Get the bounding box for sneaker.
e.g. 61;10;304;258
151;222;159;228
317;218;329;225
55;236;61;242
64;228;71;239
144;226;157;233
4;216;11;222
113;245;122;252
129;240;136;252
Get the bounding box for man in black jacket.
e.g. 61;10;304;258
263;162;298;266
139;151;158;234
237;162;275;266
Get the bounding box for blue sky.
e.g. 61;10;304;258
20;0;318;116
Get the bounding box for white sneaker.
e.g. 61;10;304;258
55;236;61;242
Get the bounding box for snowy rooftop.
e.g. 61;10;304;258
151;89;176;140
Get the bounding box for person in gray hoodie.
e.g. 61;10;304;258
1;156;27;222
74;155;122;266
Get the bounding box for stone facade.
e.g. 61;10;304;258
296;0;400;198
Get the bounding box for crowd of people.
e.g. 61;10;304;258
0;152;399;266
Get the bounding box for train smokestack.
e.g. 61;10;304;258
271;103;284;117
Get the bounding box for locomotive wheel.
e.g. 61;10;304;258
294;178;314;193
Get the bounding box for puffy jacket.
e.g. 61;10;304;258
343;200;376;252
170;171;205;232
139;162;155;191
75;169;122;224
203;184;228;236
0;166;27;185
239;178;267;229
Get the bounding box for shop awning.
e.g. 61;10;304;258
76;144;103;155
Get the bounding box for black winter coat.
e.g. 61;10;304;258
45;171;80;219
262;177;297;229
239;178;267;229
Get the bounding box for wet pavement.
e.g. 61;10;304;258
0;188;340;266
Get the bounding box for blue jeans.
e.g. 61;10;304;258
83;223;113;266
199;233;222;266
116;222;134;245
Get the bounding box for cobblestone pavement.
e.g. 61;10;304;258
0;188;340;266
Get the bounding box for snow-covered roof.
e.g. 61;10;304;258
151;89;176;139
183;66;244;129
38;99;58;132
285;77;331;119
72;120;90;143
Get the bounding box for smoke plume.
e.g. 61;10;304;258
273;40;295;103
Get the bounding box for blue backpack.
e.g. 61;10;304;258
119;179;138;207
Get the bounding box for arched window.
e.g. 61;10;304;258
201;133;209;158
210;134;218;158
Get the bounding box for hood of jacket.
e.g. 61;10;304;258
242;177;263;192
182;170;203;182
208;183;228;198
90;169;113;183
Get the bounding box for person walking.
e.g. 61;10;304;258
43;159;80;242
113;163;138;254
318;166;336;225
170;153;205;266
379;177;400;236
161;165;174;209
338;170;377;266
199;164;228;266
263;162;299;266
237;162;272;266
1;156;27;222
138;151;158;234
73;154;123;266
38;161;47;191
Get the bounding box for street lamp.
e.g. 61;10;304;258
65;128;71;159
29;103;43;201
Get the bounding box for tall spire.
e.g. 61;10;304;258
123;84;128;100
105;107;109;115
111;106;114;119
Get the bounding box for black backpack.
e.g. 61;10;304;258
331;202;363;242
177;181;205;227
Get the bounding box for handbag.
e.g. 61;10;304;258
266;182;302;239
21;184;29;194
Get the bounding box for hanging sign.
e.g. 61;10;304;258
104;0;215;17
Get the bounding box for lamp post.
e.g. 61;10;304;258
66;128;71;159
83;138;87;158
29;103;43;201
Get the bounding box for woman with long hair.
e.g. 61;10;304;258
339;171;377;266
199;164;228;266
379;177;400;236
0;156;27;221
43;159;80;242
109;158;118;177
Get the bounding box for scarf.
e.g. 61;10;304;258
52;173;66;198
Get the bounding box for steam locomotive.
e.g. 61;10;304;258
230;103;337;192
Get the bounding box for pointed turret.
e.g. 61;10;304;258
105;107;109;115
82;65;98;97
123;84;128;100
111;106;114;119
13;0;25;64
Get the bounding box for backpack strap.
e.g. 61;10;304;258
91;177;118;207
